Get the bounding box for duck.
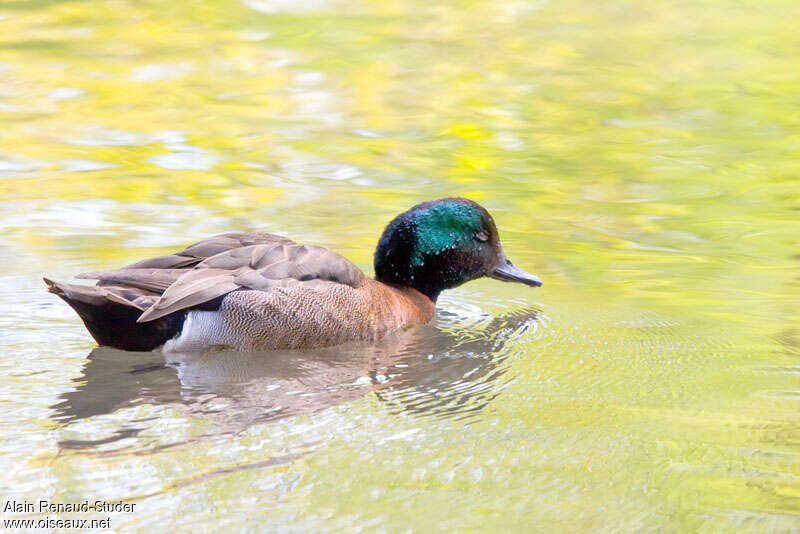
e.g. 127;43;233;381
44;197;542;352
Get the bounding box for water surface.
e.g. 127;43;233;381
1;0;800;530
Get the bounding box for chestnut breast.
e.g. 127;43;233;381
200;277;436;351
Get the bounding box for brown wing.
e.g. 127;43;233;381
120;232;295;270
73;233;295;313
135;242;366;322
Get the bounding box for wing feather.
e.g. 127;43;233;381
76;268;186;292
123;232;295;270
136;269;240;322
136;242;365;322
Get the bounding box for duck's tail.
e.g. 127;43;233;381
44;277;185;352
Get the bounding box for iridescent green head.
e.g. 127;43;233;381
374;198;542;301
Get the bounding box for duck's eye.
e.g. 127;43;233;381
475;230;489;243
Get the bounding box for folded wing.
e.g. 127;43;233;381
74;233;366;323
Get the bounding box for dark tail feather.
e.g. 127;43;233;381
44;277;185;352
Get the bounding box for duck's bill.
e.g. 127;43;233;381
488;259;543;287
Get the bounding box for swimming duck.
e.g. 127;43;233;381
45;197;542;352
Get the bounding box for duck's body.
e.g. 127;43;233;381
161;261;436;352
46;198;540;353
168;281;433;352
168;281;434;352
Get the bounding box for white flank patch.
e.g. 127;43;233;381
163;311;233;353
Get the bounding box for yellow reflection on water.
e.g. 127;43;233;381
1;0;800;530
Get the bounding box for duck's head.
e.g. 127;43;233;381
374;197;542;302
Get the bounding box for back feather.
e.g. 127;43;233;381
136;242;365;322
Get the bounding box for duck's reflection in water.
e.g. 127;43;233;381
52;307;541;450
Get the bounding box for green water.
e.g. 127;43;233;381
1;0;799;530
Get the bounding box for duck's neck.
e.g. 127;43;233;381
373;244;445;302
374;254;484;302
375;281;437;325
374;277;441;303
